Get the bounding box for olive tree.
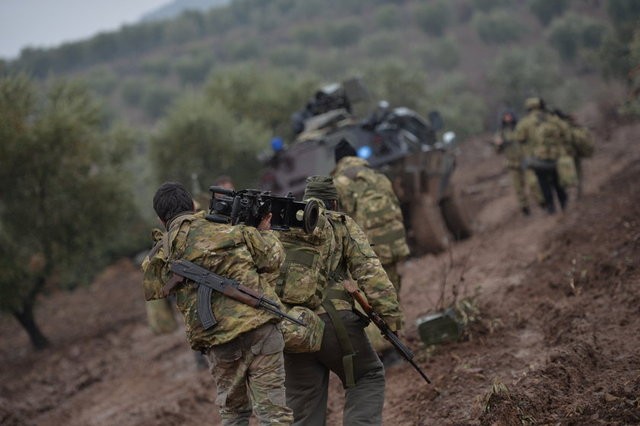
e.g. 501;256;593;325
0;75;138;349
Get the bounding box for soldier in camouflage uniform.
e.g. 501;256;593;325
332;139;409;293
515;97;573;214
282;176;403;426
493;110;531;215
142;182;293;426
331;140;409;357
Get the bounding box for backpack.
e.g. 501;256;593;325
571;126;595;158
532;113;566;161
341;166;410;264
275;212;334;309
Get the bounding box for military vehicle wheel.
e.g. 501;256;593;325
410;196;450;255
440;190;473;240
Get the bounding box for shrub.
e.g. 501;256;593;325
547;13;607;62
473;10;525;44
268;46;309;68
374;5;402;30
418;37;461;71
324;20;363;48
529;0;569;26
362;32;403;58
487;47;561;108
414;1;452;37
174;53;214;84
472;0;511;12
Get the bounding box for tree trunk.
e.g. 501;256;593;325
13;303;50;350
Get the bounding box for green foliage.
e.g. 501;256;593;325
374;5;402;30
140;83;179;120
606;0;640;39
149;92;269;189
174;52;214;84
205;66;318;136
141;56;172;77
472;0;511;13
226;38;262;61
547;13;606;61
529;0;569;26
361;32;403;59
599;0;640;80
81;67;119;96
473;10;525;44
363;62;428;111
487;47;561;108
324;19;363;48
414;1;452;37
292;25;324;45
0;74;141;344
424;73;487;138
417;37;461;71
268;45;309;68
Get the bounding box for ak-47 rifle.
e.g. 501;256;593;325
165;259;305;330
347;286;431;384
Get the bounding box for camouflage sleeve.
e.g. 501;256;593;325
142;249;171;301
514;120;528;143
243;227;285;273
342;215;402;324
141;229;170;301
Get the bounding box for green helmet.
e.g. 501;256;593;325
525;97;544;111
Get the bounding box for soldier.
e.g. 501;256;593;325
515;97;573;214
332;139;409;359
142;182;292;425
332;139;410;294
493;110;531;215
552;109;595;199
282;176;403;426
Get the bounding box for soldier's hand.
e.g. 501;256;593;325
257;213;273;230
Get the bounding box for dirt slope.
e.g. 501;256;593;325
1;118;639;426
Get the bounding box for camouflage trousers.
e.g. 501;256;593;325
205;323;293;426
284;311;385;426
508;167;530;210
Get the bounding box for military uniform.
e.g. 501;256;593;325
143;210;292;425
332;156;409;292
332;155;408;354
495;118;531;213
515;99;573;214
281;177;402;426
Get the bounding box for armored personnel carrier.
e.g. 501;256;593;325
259;79;472;254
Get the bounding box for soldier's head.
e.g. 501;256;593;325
153;181;194;225
502;110;516;124
303;175;338;210
334;139;357;164
525;97;545;112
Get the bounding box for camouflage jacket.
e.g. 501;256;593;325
274;204;335;310
496;125;526;169
323;209;403;330
333;156;410;265
515;111;572;161
142;211;285;351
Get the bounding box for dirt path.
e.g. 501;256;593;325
1;121;639;426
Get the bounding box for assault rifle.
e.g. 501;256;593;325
166;259;305;330
207;186;319;234
347;285;431;384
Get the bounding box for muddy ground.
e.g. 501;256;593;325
1;112;639;425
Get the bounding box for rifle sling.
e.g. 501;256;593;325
321;298;356;388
